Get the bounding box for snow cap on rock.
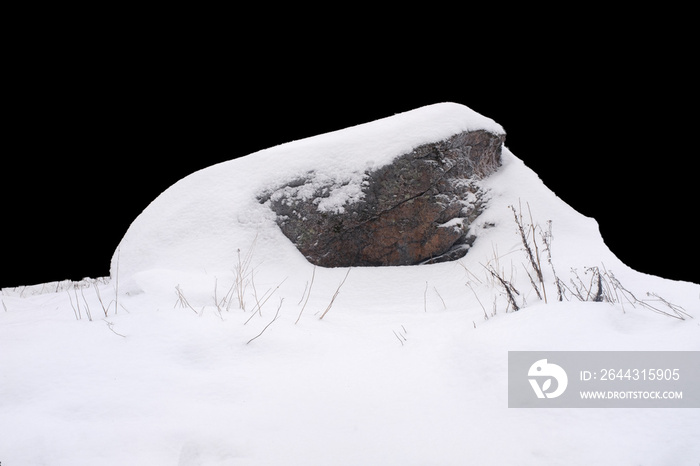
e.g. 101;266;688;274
111;103;505;281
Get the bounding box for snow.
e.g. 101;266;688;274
2;103;699;465
109;102;504;281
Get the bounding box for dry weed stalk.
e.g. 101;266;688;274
79;287;93;321
483;263;520;312
393;325;408;346
601;268;691;320
319;268;351;320
510;202;547;303
174;285;199;314
244;277;288;324
68;286;94;321
93;283;109;317
467;282;489;320
232;236;258;311
247;297;284;344
105;320;126;338
469;201;691;320
476;241;523;313
434;286;447;310
540;220;564;301
295;266;316;324
423;281;428;312
67;290;80;320
457;261;483;285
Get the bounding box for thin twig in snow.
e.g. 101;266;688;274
297;281;310;305
457;261;483;284
244;277;288;325
94;283;109;317
434;286;447;310
541;220;564;301
79;287;93;321
319;268;351;320
247;298;284;345
423;281;428;312
67;290;79;320
482;263;520;312
467;282;488;320
104;320;126;338
526;202;547;303
646;292;692;320
174;285;199;314
295;266;316;324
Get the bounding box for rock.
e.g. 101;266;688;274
260;129;505;267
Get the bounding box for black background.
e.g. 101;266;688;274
2;12;696;288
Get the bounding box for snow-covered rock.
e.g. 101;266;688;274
2;102;698;466
261;128;505;267
110;102;505;280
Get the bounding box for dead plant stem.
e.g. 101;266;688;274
319;268;351;320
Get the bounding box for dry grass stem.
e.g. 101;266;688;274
467;282;488;320
174;285;198;314
482;263;520;312
67;290;79;320
319;268;351;320
233;235;258;311
93;283;109;317
247;297;284;344
79;287;93;321
295;266;316;324
244;277;288;325
105;320;126;338
434;287;447;310
423;281;428;312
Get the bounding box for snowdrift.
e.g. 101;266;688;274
1;103;698;465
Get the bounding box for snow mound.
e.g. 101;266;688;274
112;102;504;281
110;100;697;319
3;103;698;465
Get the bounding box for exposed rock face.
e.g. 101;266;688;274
260;129;505;267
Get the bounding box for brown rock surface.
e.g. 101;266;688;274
260;129;505;267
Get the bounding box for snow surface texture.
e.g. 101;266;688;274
1;103;699;465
